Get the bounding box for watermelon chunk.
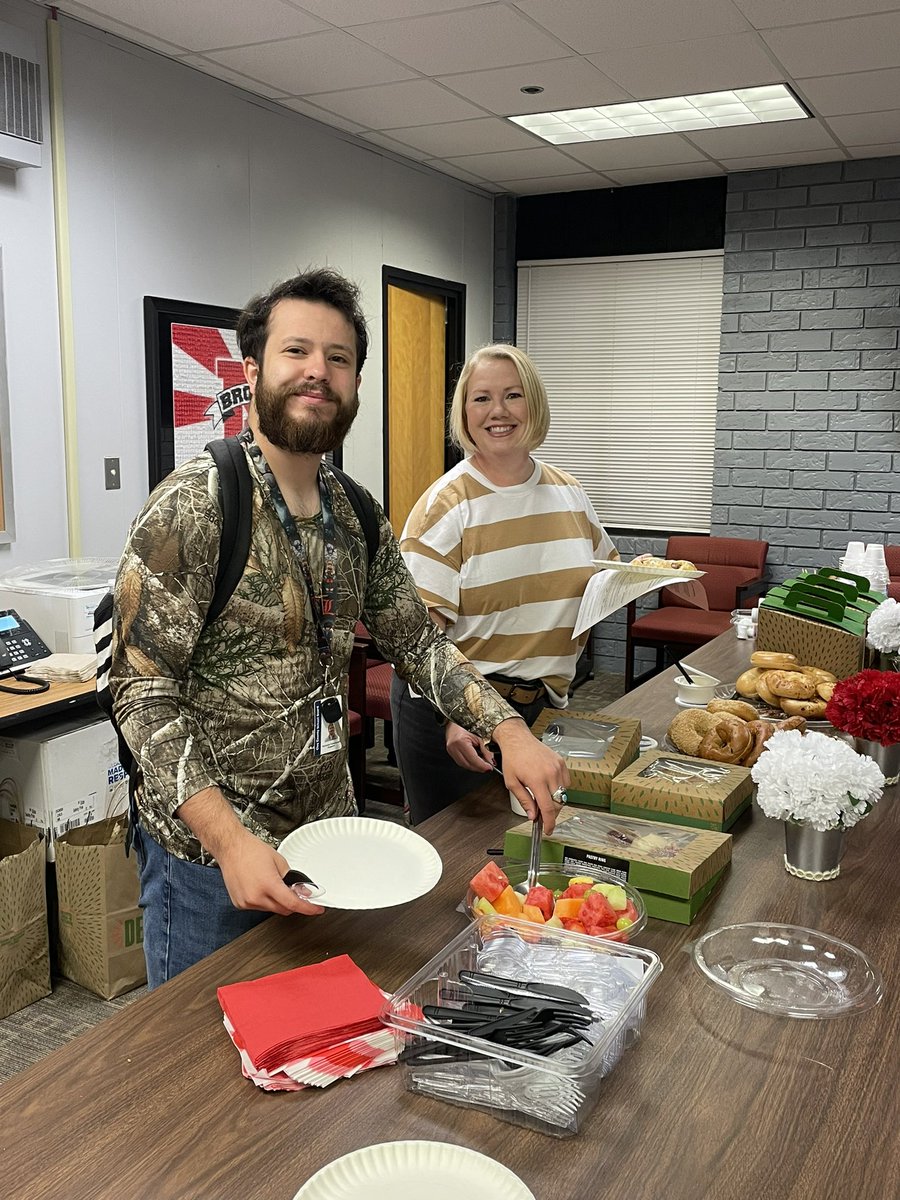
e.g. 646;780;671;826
469;860;509;902
524;885;554;921
560;881;592;900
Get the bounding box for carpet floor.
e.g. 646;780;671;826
0;672;625;1084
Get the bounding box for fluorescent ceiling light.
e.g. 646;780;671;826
509;84;808;143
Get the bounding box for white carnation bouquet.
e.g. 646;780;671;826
751;730;884;831
866;597;900;654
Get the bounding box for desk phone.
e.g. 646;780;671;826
0;609;53;674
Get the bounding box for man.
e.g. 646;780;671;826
109;267;569;988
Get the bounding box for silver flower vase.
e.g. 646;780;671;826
854;737;900;787
783;820;845;881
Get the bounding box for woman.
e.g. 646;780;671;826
391;343;617;824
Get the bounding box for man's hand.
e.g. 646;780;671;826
445;721;496;773
176;787;324;918
490;717;569;833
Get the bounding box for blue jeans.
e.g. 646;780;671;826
134;823;270;989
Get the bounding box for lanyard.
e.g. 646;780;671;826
242;434;338;665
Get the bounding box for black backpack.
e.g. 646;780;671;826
94;437;379;798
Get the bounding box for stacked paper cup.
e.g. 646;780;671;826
841;541;889;594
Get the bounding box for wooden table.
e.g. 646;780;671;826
0;678;96;729
1;633;896;1200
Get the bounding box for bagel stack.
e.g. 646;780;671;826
733;651;836;720
667;704;807;769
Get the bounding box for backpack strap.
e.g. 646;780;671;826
329;464;379;567
204;437;253;627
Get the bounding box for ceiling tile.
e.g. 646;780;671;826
563;134;709;170
425;159;502;189
56;2;187;53
435;57;629;116
846;141;900;157
797;68;900;117
293;0;488;25
442;146;590;182
733;0;900;28
382;117;542;157
718;150;849;170
349;6;571;75
209;29;418;93
277;96;367;133
500;172;616;194
513;0;751;54
760;12;900;76
303;79;487;128
59;0;326;52
828;109;900;145
604;162;726;185
589;32;781;100
357;131;433;160
179;56;290;97
685;118;841;157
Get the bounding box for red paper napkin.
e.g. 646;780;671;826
217;954;387;1073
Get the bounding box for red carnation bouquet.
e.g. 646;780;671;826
825;669;900;746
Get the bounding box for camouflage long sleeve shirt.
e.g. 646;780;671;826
108;444;517;862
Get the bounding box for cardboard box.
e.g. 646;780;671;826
610;750;753;832
504;807;732;924
756;605;866;680
0;819;51;1018
532;708;641;809
0;714;127;861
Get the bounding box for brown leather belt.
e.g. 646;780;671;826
487;677;544;705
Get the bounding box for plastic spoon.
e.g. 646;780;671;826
675;660;695;684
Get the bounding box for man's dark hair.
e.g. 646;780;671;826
237;267;369;372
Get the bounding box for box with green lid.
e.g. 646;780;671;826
610;751;753;832
531;708;641;809
503;807;732;924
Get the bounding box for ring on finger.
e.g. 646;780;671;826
551;786;568;804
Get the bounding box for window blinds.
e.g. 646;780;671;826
516;252;724;533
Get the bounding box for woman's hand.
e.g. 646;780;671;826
445;722;496;772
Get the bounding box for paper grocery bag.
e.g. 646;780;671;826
0;818;51;1019
54;814;146;999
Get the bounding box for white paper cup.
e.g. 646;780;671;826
674;673;720;704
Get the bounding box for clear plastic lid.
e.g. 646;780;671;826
0;557;118;596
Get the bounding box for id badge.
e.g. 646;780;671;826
314;696;343;756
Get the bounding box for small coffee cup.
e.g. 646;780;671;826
674;672;720;705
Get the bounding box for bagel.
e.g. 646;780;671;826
633;555;697;572
750;651;799;671
742;720;774;768
816;681;835;702
755;672;779;707
765;670;817;700
667;709;722;756
697;721;753;764
776;715;808;734
779;697;828;719
799;665;838;685
735;668;763;698
707;698;758;722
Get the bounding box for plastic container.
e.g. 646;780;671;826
382;913;662;1137
464;859;648;944
674;671;720;705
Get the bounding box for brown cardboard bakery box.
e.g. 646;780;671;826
0;819;51;1019
532;708;642;809
756;605;866;680
504;807;732;923
610;750;753;832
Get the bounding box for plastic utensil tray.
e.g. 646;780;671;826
381;914;661;1137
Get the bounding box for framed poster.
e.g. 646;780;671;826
144;297;250;489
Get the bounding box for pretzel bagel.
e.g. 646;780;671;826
698;721;753;764
765;670;817;700
776;716;807;733
707;698;759;722
667;709;722;755
750;651;799;671
742;720;774;768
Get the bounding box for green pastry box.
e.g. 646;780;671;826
531;708;642;809
610;750;753;832
504;807;732;924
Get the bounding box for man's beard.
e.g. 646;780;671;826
254;375;360;454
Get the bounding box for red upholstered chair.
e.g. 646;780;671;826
624;535;769;689
349;623;404;810
885;546;900;601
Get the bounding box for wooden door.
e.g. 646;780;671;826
386;284;446;533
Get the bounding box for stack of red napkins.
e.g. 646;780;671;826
217;954;396;1091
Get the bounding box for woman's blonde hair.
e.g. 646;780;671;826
448;343;550;455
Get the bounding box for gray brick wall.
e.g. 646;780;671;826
493;194;517;344
716;156;900;586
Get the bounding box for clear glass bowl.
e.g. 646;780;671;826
689;922;883;1019
464;860;647;945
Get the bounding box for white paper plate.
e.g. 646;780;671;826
593;558;704;580
278;817;442;910
293;1141;535;1200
